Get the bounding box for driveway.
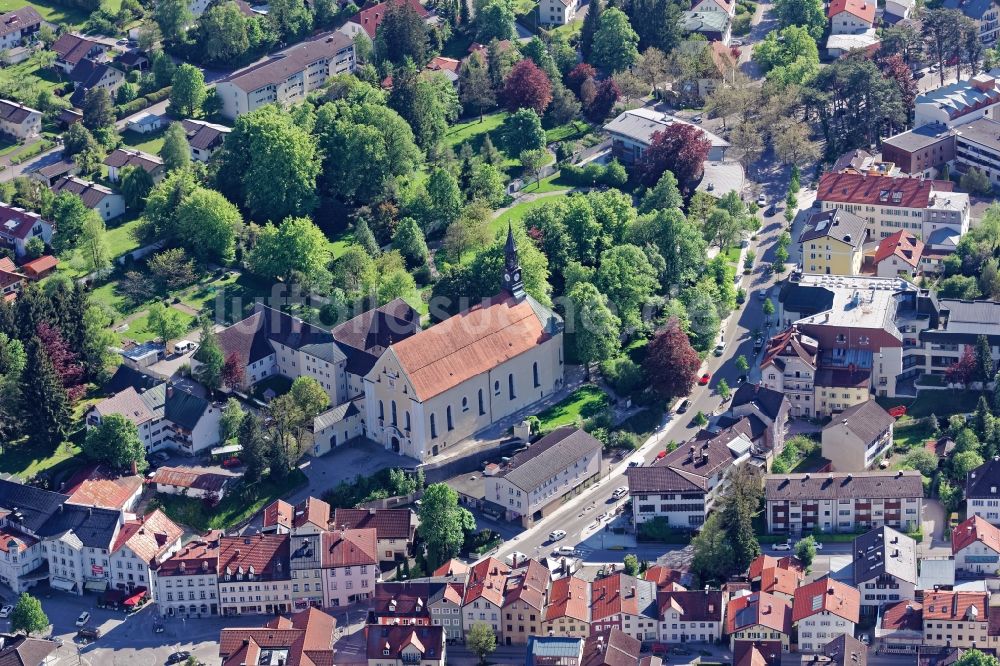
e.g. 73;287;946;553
922;497;948;548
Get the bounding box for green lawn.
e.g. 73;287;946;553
0;0;92;25
54;216;143;280
877;391;981;419
121;129;166;156
490;192;571;236
444;112;508;152
549;18;583;40
0;54;66;106
893;416;934;451
535;384;610;431
520;172;572;194
152;469;308;532
546;120;591;143
0;438;83;480
178;271;241;315
122;307;197;343
327;229;355;260
722;246;741;263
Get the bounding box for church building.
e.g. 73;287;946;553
362;226;565;461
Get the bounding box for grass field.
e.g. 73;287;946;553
877;391;981;419
444;112;508;152
0;54;66;106
545;120;591;143
0;0;93;26
0;436;82;480
535;384;609;431
490;192;571;235
521;172;572;194
122;306;197;343
894;416;935;451
55;216;143;280
121;129;166;156
178;271;241;315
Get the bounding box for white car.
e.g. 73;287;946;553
552;545;575;557
612;486;628;500
757;194;767;207
75;612;90;627
0;605;12;618
549;530;567;542
772;543;791;551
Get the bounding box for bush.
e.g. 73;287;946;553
559;160;629;188
608;430;640;450
555;142;574;163
637;517;688;542
115;86;172;119
601;356;645;396
733;14;751;35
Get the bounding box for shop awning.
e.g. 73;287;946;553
50;577;75;592
124;587;148;606
84;580;108;592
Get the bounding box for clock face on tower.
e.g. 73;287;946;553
504;272;511;282
514;271;521;282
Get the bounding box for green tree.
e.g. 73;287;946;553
952;450;985;481
19;336;71;448
476;0;516;41
623;553;640;575
10;593;48;636
717;378;731;399
773;0;825;40
49;192;93;256
580;0;603;61
175;187;243;264
391;217;429;268
238;412;268;481
735;355;749;375
567;281;621;376
146;302;188;342
62;123;99;158
160;122;191;171
154;0;193;43
953;650;1000;666
467;623;497;665
195;332;225;392
520;149;546;186
595;244;657;330
218;399;245;443
374;0;429;66
903;448;939;476
84;413;147;471
427;167;463;229
502;107;546;156
82;87;114;131
795;535;817;568
418;483;476;569
248;216;329;286
975;334;995;384
592;8;640;72
718;464;763;573
120;165;155;210
171;64;206;117
458;51;495;120
78;213;110;273
690;513;735;585
639;170;682;213
763;298;775;319
195;2;251;67
267;0;312;42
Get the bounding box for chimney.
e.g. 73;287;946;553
130;460;138;475
166;385;173;398
630;586;636;597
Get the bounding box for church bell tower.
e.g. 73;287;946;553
502;222;525;300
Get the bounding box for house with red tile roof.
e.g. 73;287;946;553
365;624;445;666
432;558;469;577
320;528;378;607
875;600;922;656
346;0;430;40
333;507;416;561
791;578;860;652
921;590;989;648
109;509;183;599
543;575;590;638
219;606;336;666
725;592;793;652
218;533;292;616
0;203;51;258
656;589;725;643
581;628;654;666
263;496;331;536
758;566;802;601
874;231;924;279
952;515;1000;575
19;254;56;279
747;555;804;584
828;0;875;32
589;574;658;642
462;557;510;639
643;565;687;591
502;559;551;644
0;256;24;302
64;464;144;512
152;531;221;617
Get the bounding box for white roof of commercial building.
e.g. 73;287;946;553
917;74;1000;120
826;30;879;53
789;273;913;331
697;161;745;197
604;107;729;149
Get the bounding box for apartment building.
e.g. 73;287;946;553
763;471;924;535
816;172;969;241
501;559;550;645
320;528;378;607
289;533;324;610
589;574;658;642
922;591;989;649
219;607;336;666
798;209;867;276
915;73;1000;128
332;508;416;562
966;457;1000;525
263;497;331;536
215;32;356;119
875;600;923;656
874;231;924;279
792;578;860;653
543;576;591;638
820;400;895;472
952;515;1000;575
852;526;917;615
880;123;955;178
910;299;1000;380
462;558;510;640
943;0;999;44
760;327;819;418
953;117;1000;186
108;509;183;595
152;532;220;617
539;0;578;25
724;592;793;652
656;590;725;644
484;427;602;527
217;534;292;616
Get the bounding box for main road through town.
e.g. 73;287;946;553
491;180;797;567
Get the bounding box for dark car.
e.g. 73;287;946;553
676;399;691;414
167;652;191;664
76;627;101;642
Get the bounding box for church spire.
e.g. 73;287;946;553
502;221;525;299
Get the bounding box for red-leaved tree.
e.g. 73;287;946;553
947;346;977;387
36;322;86;401
878;54;918;111
586;78;620;122
642;317;701;400
638;124;712;187
503;60;552;115
221;352;245;389
566;63;597;97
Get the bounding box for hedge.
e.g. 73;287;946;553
559;160;628;188
115;86;172;119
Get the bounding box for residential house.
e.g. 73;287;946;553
181;119;231;162
0;99;40;140
758;564;802;601
588;574;658;642
215;32;355;119
51;33;108;74
125;112;163;134
0;204;51;257
0;7;41;50
921;591;989;648
952;515;1000;575
910;299;1000;381
883;0;914;22
312;399;366;456
820;635;869;666
735;642;784;666
725;592;793;652
501;559;550;645
150;467;231;501
915;74;1000;128
798;208;867;276
605;107;730;163
0;257;24;302
820;399;895;472
263;497;331;536
852;526;917;615
748;554;804;589
68;59;124;108
943;0;999;44
218;607;336;666
461;557;509;640
543;575;591;638
952;117;1000;189
0;633;58;665
581;629;654;666
371;582;433;627
692;0;735;16
51;176;124;222
289;532;324;611
319;528;378;607
673;41;735;104
539;0;579;26
816;172;969;242
792;578;860;653
108;509;183;596
64;464;144;513
967;456;1000;525
152;532;221;617
876;600;923;655
656;589;725;643
644;565;686;591
332;508;416;562
218;534;292;616
104;148;165;184
874;231;924;279
116;49;149;72
760;327;819;418
828;0;875;33
429;581;465;643
484;427;602;527
364;230;564;462
681;10;731;45
763;470;924;534
365;625;445;666
721;381;791;458
345;0;431;41
89;383;224;456
30;159;78;188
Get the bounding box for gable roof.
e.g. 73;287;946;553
880;600;922;633
759;565;802;597
217;305;340;369
725;592;792;635
875;231;924;269
952;514;1000;554
0;203;45;240
747;554;804;581
824;634;869;666
320;528;377;568
730;383;787;421
52;33;102;64
364;625;443;662
967;456;1000;498
656;590;724;622
798;208;867;248
546;575;589;623
760;327;818;372
817;172;952;209
220;31;353;93
792;577;860;623
432;558;469;577
503;558;550;610
922;590;987;622
331;298;418;376
581;629;644;666
219;534;290;581
350;0;429;39
499;427;602;493
264;496;331;532
111;508;183;563
0;7;42;38
104;147;163;173
853;526;917;585
332;507;412;541
0;633;58;666
64;464;143;510
388;293;561;401
38;503;121;549
463;557;510;607
0;99;38;125
589;574;657;622
180;118;231;151
765;471;923;501
220;607;335;666
152;466;230;493
824;399;894;444
0;479;69;534
68;58;116;89
828;0;875;21
51;176;116;209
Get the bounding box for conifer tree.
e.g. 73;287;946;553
19;336;71;448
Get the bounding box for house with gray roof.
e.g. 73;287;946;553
821;399;895;472
0;7;42;51
180;119;231;162
943;0;999;44
483;427;602;527
852;526;917;615
915;73;1000;129
0;99;39;140
604;107;729;164
50;176;124;222
965;456;1000;525
681;10;731;45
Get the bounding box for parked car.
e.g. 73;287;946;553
757;290;768;300
731;39;743;46
757;193;767;207
676;399;691;414
553;545;575;557
772;543;791;551
656;450;667;460
75;612;90;627
628;461;641;467
549;530;567;542
698;373;711;386
221;457;242;468
713;343;724;356
76;627;100;642
152;451;169;463
167;651;192;664
612;486;628;500
691;115;703;123
0;605;12;618
672;646;692;655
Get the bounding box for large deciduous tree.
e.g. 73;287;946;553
418;483;476;569
502;59;552;115
171;64;206;117
248;216;329;286
10;593;48;636
566;281;621;375
637;124;711;187
643;317;700;399
591;8;640;72
773;0;824;40
84;413;147;471
174;188;243;264
374;0;429;66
